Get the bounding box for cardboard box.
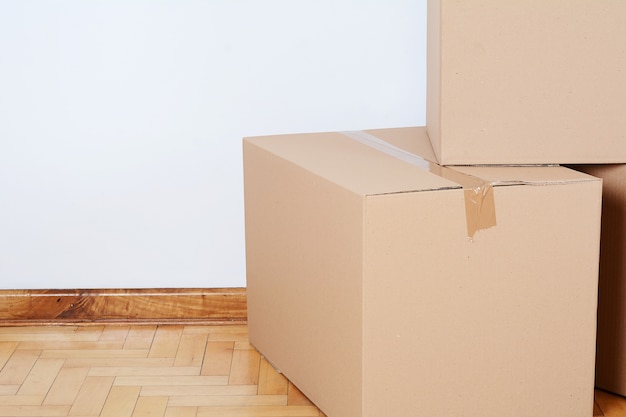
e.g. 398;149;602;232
244;127;602;417
427;0;626;165
570;164;626;397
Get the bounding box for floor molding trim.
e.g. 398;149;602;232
0;288;247;326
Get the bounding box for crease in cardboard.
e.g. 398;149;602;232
341;130;496;238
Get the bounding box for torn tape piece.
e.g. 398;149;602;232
430;165;497;238
340;130;496;238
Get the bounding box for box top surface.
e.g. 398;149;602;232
244;127;599;197
245;128;460;196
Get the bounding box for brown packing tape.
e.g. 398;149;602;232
340;131;496;238
430;165;497;238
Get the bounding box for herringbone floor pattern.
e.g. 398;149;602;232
0;324;325;417
1;324;625;417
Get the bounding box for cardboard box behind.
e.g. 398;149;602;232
571;164;626;396
427;0;626;165
244;127;602;417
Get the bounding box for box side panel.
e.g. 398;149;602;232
438;0;626;165
244;140;363;417
362;181;601;417
426;0;443;164
573;164;626;396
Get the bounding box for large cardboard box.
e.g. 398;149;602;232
244;127;602;417
571;164;626;397
426;0;626;165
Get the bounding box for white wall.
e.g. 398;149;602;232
0;0;427;289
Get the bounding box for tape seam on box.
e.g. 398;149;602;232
340;130;496;238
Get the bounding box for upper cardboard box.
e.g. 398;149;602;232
426;0;626;165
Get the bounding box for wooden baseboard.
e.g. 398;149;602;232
0;288;247;326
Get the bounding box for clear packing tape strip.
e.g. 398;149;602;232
340;130;496;238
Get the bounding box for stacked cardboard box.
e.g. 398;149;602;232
427;4;626;405
244;1;626;416
426;0;626;165
572;165;626;397
244;128;602;417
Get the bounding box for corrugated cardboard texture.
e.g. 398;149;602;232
244;127;603;417
571;164;626;396
427;0;626;165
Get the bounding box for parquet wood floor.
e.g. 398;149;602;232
0;324;624;417
0;325;325;417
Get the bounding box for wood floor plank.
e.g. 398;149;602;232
132;396;168;417
182;326;213;336
234;341;255;350
72;326;106;341
207;326;249;343
257;357;288;396
595;389;626;417
165;406;198;417
0;385;19;395
0;349;41;385
148;326;184;359
228;349;261;385
68;376;115;416
43;367;90;406
0;394;44;405
16;358;65;396
0;326;78;335
114;375;229;387
40;348;149;359
207;325;248;335
89;366;200;377
0;405;71;416
169;394;288;407
0;342;18;370
100;386;141;417
175;333;208;367
2;331;97;343
64;357;174;368
124;326;157;350
201;342;234;377
195;405;321;417
63;326;105;342
98;325;130;343
75;325;105;336
13;340;128;351
141;384;258;397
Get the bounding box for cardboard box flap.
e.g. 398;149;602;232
244;132;461;197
